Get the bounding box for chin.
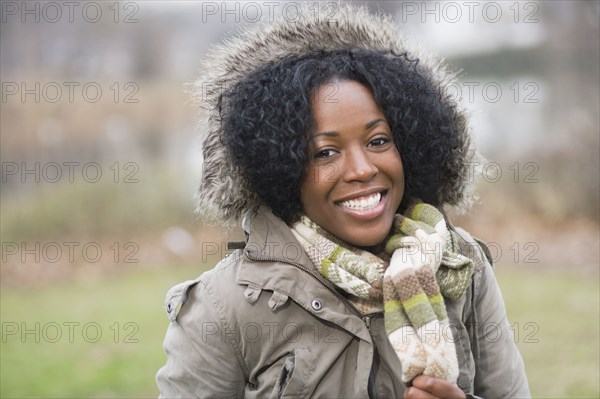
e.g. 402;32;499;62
345;230;388;249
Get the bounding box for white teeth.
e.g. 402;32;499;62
339;192;382;210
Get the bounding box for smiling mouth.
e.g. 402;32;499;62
337;192;384;211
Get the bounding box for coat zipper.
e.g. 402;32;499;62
362;315;372;330
245;250;381;396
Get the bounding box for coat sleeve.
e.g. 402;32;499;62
472;261;531;398
156;279;247;398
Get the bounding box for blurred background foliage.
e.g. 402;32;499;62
1;1;598;398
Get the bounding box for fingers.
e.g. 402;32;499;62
403;386;438;399
409;376;466;399
387;230;444;273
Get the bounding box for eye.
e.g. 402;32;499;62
368;136;391;147
314;149;336;159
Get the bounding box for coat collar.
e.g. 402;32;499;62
241;206;314;269
236;206;333;297
235;206;372;342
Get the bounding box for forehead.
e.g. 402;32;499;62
310;80;385;131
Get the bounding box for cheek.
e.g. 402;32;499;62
301;164;337;195
300;164;338;219
307;164;339;187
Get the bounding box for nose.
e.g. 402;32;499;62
342;146;378;182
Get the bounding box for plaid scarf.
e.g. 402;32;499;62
290;202;474;384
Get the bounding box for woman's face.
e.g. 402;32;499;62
300;79;405;248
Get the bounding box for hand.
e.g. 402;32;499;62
404;376;466;399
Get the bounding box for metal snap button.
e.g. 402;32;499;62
311;299;322;311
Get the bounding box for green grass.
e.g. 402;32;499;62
0;262;212;399
1;265;598;398
496;268;600;398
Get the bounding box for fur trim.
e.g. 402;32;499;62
193;3;476;225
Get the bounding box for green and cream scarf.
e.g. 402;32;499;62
290;201;474;384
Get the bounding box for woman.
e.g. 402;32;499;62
156;4;530;398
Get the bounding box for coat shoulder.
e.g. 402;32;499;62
162;249;246;323
453;226;494;272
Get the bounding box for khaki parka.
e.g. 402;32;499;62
157;5;531;397
156;207;530;398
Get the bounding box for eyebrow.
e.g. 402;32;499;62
308;118;387;142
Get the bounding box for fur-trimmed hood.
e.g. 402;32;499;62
193;3;476;225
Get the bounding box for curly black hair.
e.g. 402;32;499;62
218;49;470;224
